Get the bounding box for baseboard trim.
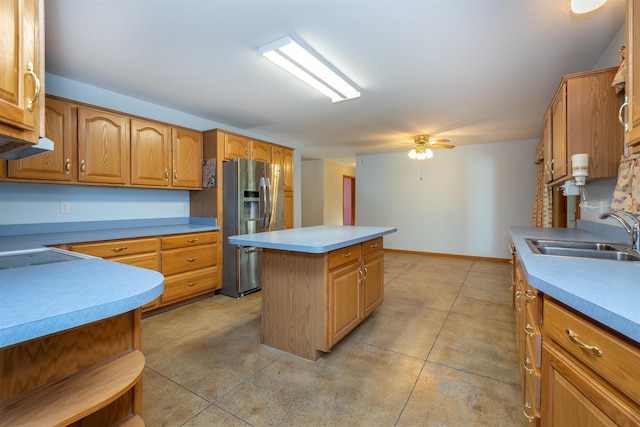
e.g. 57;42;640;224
383;248;510;263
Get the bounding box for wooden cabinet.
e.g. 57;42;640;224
541;299;640;426
77;106;130;185
223;132;249;159
545;68;624;185
284;190;294;229
250;139;271;163
130;118;171;187
626;0;640;150
273;144;295;228
513;257;542;425
8;96;75;181
542;109;553;184
160;231;219;305
0;309;145;426
0;0;44;151
68;237;161;311
262;237;385;361
7;96;203;189
172;127;203;189
64;231;220;311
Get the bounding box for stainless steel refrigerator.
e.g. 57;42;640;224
221;158;284;297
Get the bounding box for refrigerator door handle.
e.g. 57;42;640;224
242;246;263;254
265;177;272;229
258;177;266;229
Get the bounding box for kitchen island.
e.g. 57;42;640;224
229;225;397;361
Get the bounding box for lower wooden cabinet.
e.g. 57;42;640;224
62;230;220;311
262;237;385;361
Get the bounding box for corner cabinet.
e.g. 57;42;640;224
544;68;624;185
262;237;384;361
0;0;44;150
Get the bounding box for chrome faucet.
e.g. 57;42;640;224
599;210;640;252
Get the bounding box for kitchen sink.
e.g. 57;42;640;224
525;238;640;262
0;248;93;270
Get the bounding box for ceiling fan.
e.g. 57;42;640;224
408;135;454;160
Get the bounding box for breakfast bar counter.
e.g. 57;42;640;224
230;225;397;360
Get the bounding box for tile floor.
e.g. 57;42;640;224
141;252;529;426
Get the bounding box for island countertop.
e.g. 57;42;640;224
228;225;398;253
510;226;639;344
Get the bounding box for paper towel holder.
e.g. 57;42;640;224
571;153;589;186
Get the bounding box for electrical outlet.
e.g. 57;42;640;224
502;231;508;239
178;203;184;212
60;202;70;214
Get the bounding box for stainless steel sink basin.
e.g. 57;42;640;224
525;238;640;262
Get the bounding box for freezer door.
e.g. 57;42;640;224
238;246;262;294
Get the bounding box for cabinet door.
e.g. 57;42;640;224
542;109;552;184
224;132;249;159
550;85;567;182
284;191;294;229
8;97;75;181
172;127;202;189
77;107;130;184
541;343;639;427
283;147;294;191
250;140;272;163
362;250;384;318
0;0;42;146
627;0;640;149
130;118;171;187
328;261;361;347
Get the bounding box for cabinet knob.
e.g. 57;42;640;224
165;169;169;180
65;159;71;174
174;170;178;181
25;62;41;112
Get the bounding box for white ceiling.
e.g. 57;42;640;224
44;0;625;164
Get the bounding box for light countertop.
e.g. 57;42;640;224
0;217;219;348
228;225;398;253
510;226;640;344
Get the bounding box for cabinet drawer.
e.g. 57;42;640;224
69;237;159;258
162;266;218;304
524;337;541;409
361;237;383;256
162;244;216;275
109;252;160;272
525;304;542;368
161;231;218;250
329;244;361;270
544;299;640;404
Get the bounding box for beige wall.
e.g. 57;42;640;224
302;159;356;226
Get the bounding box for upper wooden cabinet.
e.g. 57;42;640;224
626;0;640;150
8;96;75;181
77;106;130;185
130;118;171;187
172;127;203;189
0;0;44;150
223;132;249;159
250;139;271;163
545;68;624;185
272;144;294;191
6;96;203;189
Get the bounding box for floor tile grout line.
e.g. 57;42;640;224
392;260;475;426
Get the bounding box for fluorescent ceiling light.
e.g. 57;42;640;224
258;36;360;103
570;0;607;14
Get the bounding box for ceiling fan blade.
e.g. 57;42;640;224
429;138;450;144
430;143;455;149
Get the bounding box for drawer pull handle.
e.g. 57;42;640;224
524;289;536;301
187;281;198;287
186;239;198;243
186;257;198;262
566;329;603;357
110;247;128;252
26;61;41;112
521;402;535;422
514;291;523;312
523;324;535;337
343;252;351;258
523;357;534;375
370;243;378;248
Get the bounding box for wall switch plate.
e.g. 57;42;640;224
60;202;70;214
178;203;184;212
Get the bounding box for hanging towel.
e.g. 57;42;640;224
611;153;640;213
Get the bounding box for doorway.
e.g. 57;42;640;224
343;175;356;225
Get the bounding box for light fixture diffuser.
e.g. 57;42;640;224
570;0;607;14
258;36;360;103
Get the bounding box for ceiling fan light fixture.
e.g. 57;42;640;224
257;36;360;103
570;0;607;14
